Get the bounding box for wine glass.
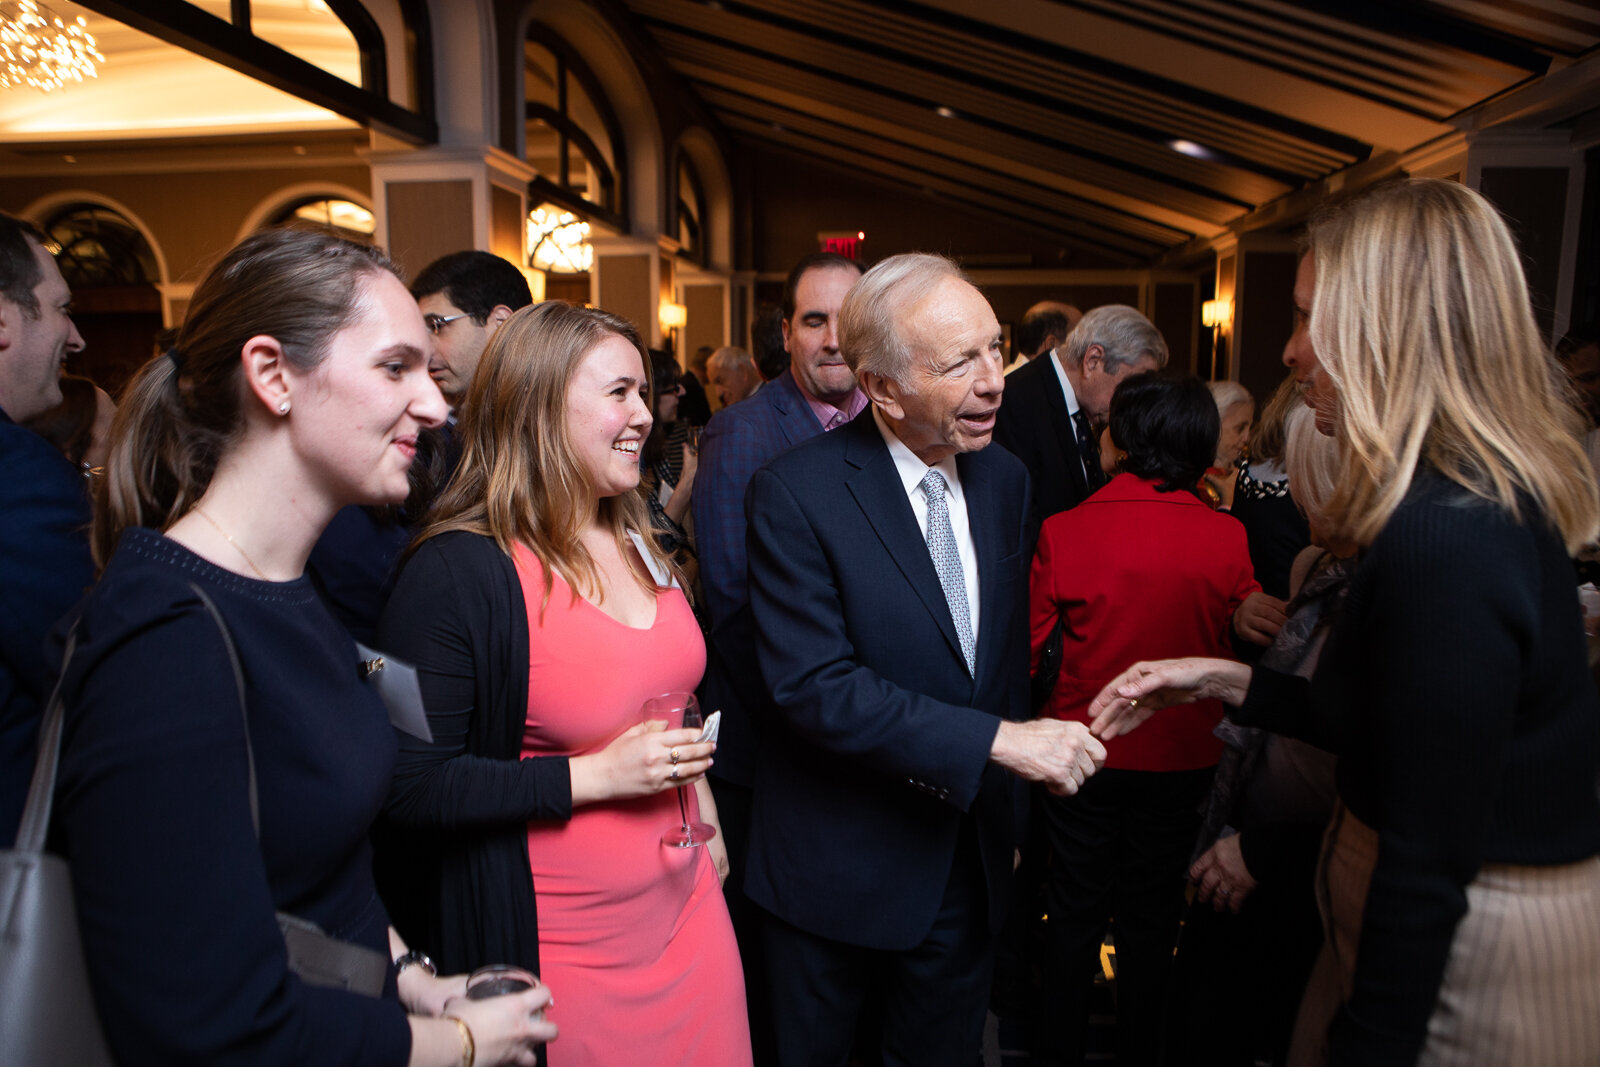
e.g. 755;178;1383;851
641;691;716;848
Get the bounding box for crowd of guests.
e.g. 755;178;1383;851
1;173;1598;1067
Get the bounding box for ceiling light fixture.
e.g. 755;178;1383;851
528;204;593;274
0;0;104;93
1168;138;1220;161
935;106;956;119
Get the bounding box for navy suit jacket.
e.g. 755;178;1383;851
694;369;829;785
0;410;95;846
992;353;1094;532
743;412;1031;951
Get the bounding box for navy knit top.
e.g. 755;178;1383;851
54;528;410;1066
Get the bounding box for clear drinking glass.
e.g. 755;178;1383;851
465;964;540;1000
641;691;716;848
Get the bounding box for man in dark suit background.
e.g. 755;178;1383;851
744;253;1107;1066
1006;300;1081;375
0;211;94;847
993;304;1168;531
694;250;863;1059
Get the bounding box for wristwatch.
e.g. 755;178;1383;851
393;949;437;978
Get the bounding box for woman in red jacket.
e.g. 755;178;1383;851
1030;372;1261;1067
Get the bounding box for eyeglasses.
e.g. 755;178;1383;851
424;312;471;334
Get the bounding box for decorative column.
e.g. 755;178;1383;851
678;265;733;358
368;147;535;280
591;235;672;348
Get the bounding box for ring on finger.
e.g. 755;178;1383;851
670;748;681;765
670;767;681;781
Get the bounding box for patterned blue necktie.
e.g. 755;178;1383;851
920;469;975;674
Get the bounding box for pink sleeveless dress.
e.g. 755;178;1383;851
513;545;751;1066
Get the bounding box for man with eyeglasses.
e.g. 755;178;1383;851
410;251;534;407
301;251;533;650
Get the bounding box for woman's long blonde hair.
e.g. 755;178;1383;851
1308;177;1599;552
413;300;672;611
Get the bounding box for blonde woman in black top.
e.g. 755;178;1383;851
1091;179;1600;1067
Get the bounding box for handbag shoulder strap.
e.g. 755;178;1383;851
15;582;256;853
13;627;79;853
187;582;258;839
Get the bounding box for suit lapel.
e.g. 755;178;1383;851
842;417;967;669
772;371;825;448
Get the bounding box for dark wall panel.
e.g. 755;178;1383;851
1238;250;1297;404
1480;165;1569;339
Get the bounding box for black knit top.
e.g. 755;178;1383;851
1236;471;1600;1066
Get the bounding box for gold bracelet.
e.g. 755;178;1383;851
442;1014;475;1067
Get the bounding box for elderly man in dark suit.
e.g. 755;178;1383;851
0;211;93;847
744;253;1107;1067
993;303;1168;531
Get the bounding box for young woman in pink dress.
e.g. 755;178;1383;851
379;301;752;1066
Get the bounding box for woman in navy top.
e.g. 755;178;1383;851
54;228;555;1066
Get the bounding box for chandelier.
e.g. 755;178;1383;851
0;1;104;92
528;204;593;274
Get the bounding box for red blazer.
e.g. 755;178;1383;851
1030;472;1260;771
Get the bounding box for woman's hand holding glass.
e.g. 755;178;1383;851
642;692;717;848
568;719;714;806
437;982;557;1066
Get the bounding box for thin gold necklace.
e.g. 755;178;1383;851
191;507;270;580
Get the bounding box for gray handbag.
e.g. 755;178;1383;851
0;584;385;1067
0;628;117;1066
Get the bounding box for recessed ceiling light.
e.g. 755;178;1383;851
935;106;957;119
1168;138;1218;160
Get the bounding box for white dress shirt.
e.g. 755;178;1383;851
872;406;981;640
1049;352;1093;485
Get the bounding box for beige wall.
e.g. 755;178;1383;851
683;282;725;361
0;165;372;285
490;184;525;265
597;253;652;339
385;179;475;281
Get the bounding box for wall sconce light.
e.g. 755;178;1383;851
659;301;688;331
1201;298;1233;330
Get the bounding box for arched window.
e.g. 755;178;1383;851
269;197;376;243
41;203;163;395
44;204;158;289
524;29;625;230
676;152;706;267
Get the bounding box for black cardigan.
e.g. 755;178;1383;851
375;531;573;983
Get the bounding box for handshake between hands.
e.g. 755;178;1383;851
990;655;1253;795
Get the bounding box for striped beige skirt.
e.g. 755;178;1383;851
1288;805;1600;1067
